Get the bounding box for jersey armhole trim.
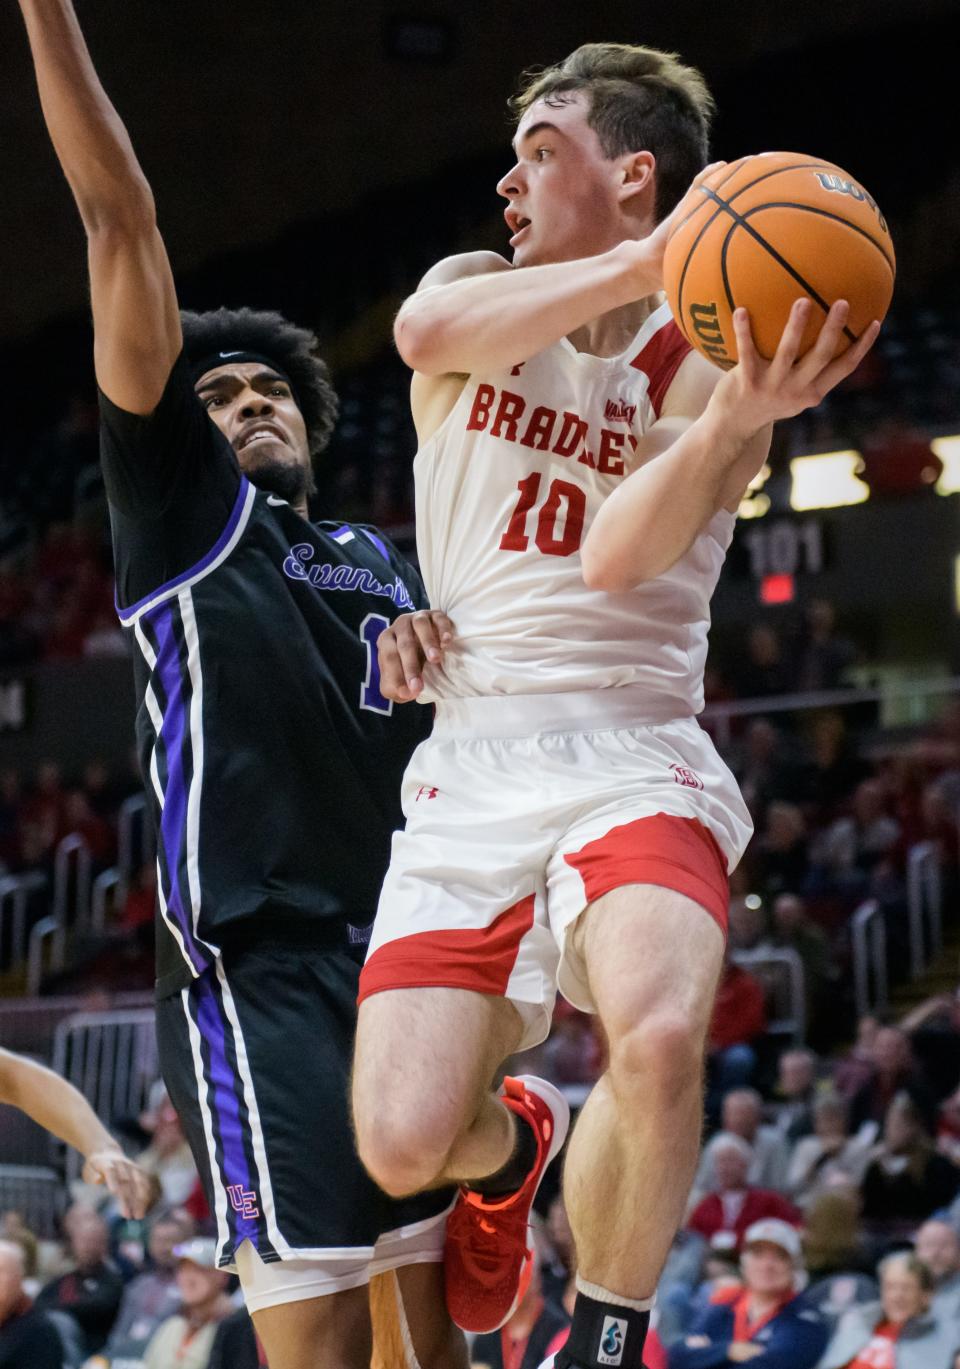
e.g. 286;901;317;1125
116;478;256;627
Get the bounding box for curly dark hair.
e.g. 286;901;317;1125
510;43;714;222
179;307;339;460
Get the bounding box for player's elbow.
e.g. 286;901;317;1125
581;539;646;593
394;306;457;376
80;177;157;239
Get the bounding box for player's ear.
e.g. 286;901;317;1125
618;150;655;202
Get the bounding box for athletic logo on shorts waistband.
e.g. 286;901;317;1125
671;764;704;791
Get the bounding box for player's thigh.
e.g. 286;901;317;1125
573;882;725;1050
353;987;522;1149
372;1266;468;1369
252;1284;371;1369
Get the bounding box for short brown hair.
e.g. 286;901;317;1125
510;43;714;221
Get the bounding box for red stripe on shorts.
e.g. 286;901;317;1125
563;814;730;934
358;893;536;1002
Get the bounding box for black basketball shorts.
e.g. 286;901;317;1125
156;923;452;1298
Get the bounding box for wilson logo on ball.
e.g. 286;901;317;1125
814;172;888;232
689;302;734;369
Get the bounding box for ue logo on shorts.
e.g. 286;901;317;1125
415;785;440;801
226;1184;261;1220
670;763;704;790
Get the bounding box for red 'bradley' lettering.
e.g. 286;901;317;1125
491;390;525;441
466;382;496;432
519;405;557;450
465;383;635;479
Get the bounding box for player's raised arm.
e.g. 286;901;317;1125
0;1049;153;1218
18;0;181;414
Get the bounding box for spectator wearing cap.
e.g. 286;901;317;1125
0;1238;62;1369
142;1238;232;1369
819;1252;958;1369
914;1220;960;1323
686;1135;801;1256
668;1219;828;1368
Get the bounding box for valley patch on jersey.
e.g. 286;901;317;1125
100;354;431;997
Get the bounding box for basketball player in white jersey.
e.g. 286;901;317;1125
352;43;880;1369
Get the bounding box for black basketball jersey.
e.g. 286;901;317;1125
100;355;431;997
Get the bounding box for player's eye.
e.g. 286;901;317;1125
534;147;551;162
269;386;289;397
203;394;225;409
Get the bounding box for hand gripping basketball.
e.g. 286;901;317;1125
709;297;881;442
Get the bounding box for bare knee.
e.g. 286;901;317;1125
356;1102;457;1198
608;1010;707;1108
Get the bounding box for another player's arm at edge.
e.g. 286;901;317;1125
18;0;181;415
581;298;881;591
0;1048;153;1217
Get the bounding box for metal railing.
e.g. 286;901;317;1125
0;1164;66;1239
852;899;889;1019
702;674;960;751
0;871;47;971
0;992;154;1054
51;1009;158;1182
117;794;154;883
91;868;122;934
51;834;92;968
732;947;806;1044
907;841;943;979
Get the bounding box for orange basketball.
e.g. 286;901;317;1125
663;152;895;370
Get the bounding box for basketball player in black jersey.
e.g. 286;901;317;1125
15;3;463;1367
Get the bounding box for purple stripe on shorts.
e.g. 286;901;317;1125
116;477;250;622
152;604;209;976
193;973;260;1249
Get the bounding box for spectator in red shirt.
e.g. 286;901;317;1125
686;1135;801;1256
707;955;767;1113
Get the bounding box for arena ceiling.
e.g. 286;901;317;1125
0;0;949;341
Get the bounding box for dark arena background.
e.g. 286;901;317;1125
0;1;959;1366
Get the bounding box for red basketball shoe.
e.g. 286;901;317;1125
444;1074;570;1333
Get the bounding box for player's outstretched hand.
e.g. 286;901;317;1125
378;610;455;702
712;297;881;439
82;1147;155;1219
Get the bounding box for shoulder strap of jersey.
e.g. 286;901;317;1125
627;306;693;419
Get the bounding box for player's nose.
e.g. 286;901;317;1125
238;390;274;418
497;162;523;200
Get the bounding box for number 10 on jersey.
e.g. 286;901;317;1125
499;473;586;557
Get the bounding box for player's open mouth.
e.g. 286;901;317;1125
509;218;531;247
238;426;285;450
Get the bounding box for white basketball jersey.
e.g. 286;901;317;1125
415;301;734;718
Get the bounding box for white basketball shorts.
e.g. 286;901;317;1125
359;688;753;1051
